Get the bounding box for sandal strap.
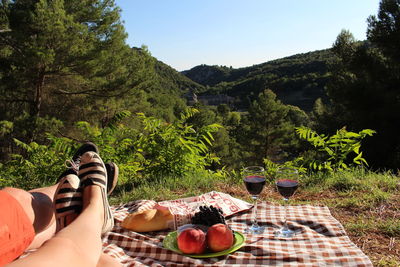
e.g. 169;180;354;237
79;170;107;181
81;177;106;188
79;162;104;172
80;163;118;195
79;155;107;189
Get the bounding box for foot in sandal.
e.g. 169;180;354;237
64;142;99;174
58;142;118;196
78;151;114;234
58;162;119;196
54;174;82;232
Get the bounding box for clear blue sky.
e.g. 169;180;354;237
115;0;381;71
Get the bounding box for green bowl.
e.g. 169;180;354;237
163;231;245;258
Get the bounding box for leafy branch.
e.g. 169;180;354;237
296;126;376;171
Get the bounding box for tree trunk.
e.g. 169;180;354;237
32;69;45;118
27;69;45;142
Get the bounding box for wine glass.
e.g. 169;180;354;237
243;166;266;234
274;167;299;238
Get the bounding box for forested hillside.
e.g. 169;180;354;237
182;49;334;111
1;0;400;171
154;59;204;94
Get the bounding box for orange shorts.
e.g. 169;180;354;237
0;190;35;266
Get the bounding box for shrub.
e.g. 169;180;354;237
296;126;376;172
134;109;221;179
0;109;221;189
0;139;73;189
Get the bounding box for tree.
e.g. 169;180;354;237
367;0;400;63
323;0;400;169
244;89;294;164
0;0;152;122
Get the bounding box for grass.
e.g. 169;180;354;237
110;167;400;266
110;170;228;204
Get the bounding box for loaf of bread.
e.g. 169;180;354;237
121;207;174;232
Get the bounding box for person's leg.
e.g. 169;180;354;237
8;183;109;266
8;151;120;267
1;184;58;249
2;161;118;250
2;142;99;234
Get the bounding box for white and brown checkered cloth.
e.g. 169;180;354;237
102;196;372;266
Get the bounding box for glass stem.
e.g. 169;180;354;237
252;196;258;226
283;198;288;230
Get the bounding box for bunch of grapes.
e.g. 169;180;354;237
191;205;226;226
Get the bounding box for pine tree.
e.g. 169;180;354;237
323;0;400;169
367;0;400;63
245;89;294;163
0;0;152;121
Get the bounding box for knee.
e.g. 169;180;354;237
2;187;35;222
2;187;32;204
44;237;99;267
97;253;122;267
2;186;24;195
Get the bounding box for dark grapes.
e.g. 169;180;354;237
191;205;226;226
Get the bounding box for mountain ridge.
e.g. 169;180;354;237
180;49;334;111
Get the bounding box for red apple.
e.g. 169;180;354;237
206;223;234;252
177;227;206;254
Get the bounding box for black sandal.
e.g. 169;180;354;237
105;162;119;195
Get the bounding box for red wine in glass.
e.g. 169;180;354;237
276;179;298;200
274;168;299;238
244;176;266;196
243;166;266;234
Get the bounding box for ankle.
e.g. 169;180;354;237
82;185;104;221
83;186;101;206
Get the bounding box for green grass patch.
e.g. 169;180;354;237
377;219;400;237
303;168;398;193
344;219;372;236
328;189;391;209
344;216;400;238
376;257;400;267
110;170;226;205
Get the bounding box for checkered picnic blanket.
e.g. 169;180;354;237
103;196;373;267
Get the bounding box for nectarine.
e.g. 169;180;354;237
177;227;206;254
206;223;234;252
